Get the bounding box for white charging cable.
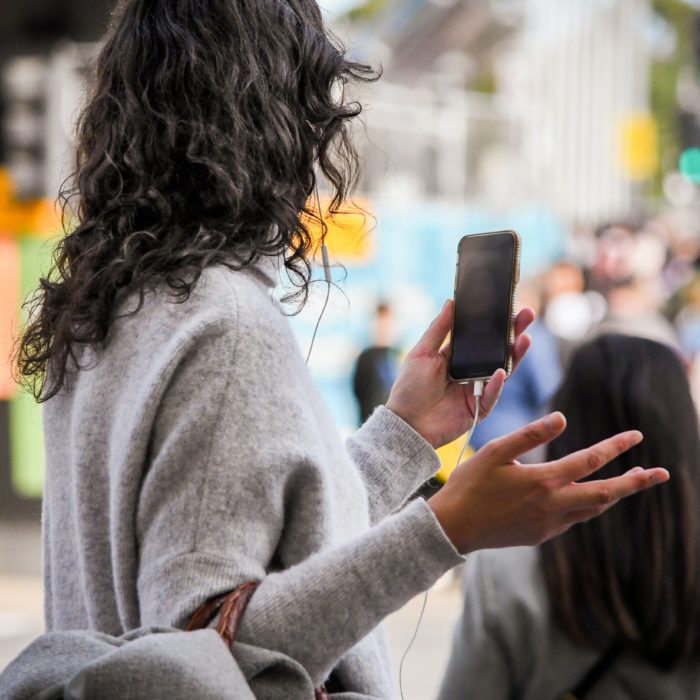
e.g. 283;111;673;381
455;379;484;467
398;378;484;700
305;243;332;365
305;181;333;365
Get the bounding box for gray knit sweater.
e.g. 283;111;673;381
42;258;463;696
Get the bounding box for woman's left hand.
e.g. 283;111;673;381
385;300;535;449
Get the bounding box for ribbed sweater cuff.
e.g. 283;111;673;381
348;406;441;518
377;497;464;589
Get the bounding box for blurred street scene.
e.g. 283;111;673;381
2;0;700;693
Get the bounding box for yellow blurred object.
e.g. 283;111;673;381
435;433;473;483
304;197;374;263
0;168;62;239
0;168;16;202
620;113;658;181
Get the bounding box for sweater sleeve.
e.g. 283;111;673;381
346;406;442;523
134;289;463;686
139;499;461;685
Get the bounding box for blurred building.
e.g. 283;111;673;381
502;0;653;224
3;44;94;199
347;0;654;226
0;3;110;520
0;0;111;51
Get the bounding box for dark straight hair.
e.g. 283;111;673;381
541;334;700;669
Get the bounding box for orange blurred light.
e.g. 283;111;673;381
0;168;63;240
0;238;20;400
303;197;375;264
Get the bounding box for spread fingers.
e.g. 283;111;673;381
544;431;644;485
558;467;669;512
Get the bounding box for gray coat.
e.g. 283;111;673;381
438;547;700;700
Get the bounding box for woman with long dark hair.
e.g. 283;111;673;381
439;334;699;700
15;1;667;695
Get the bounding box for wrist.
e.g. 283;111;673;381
385;400;433;448
428;490;471;555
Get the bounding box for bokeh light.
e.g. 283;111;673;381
680;146;700;183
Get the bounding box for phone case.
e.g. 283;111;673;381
450;230;522;384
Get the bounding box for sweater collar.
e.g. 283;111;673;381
250;254;282;288
247;224;284;288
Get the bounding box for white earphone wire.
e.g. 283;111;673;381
305;185;332;364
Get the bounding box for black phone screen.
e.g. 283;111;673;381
450;232;517;381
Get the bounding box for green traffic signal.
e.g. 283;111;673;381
680;147;700;184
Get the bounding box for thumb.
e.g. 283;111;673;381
413;300;453;355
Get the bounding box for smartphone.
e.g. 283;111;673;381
449;231;521;383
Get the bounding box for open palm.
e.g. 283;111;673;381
386;300;535;449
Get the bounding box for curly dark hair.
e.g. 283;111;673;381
16;0;377;401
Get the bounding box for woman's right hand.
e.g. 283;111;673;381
428;412;669;554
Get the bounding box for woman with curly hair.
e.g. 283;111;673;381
16;0;667;695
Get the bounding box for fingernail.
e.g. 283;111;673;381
544;412;564;428
650;471;669;485
628;467;644;474
443;299;450;310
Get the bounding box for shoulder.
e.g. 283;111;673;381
463;546;547;632
465;546;541;585
81;263;288;405
109;264;278;353
458;547;549;686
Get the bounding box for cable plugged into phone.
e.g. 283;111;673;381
398;378;484;700
456;379;484;468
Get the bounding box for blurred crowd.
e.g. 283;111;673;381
351;219;700;449
545;219;700;358
464;218;700;455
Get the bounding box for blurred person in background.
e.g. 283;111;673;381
672;268;700;409
675;275;700;360
439;334;699;700
651;219;698;306
591;222;678;347
588;222;639;297
542;260;606;362
5;0;669;696
352;301;401;423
